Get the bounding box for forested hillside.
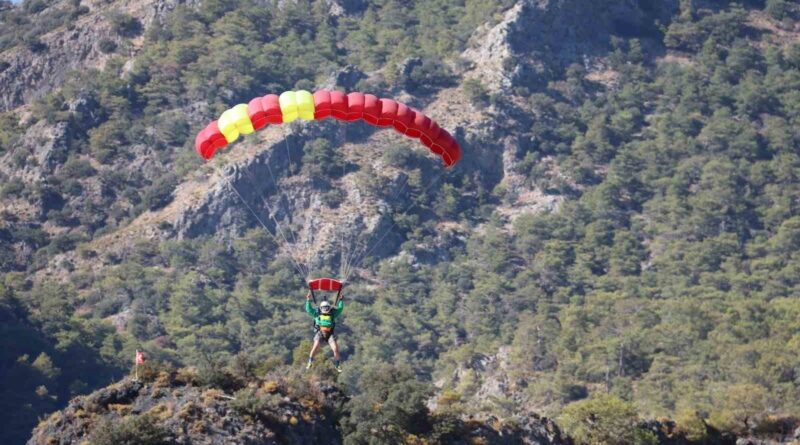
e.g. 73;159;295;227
1;0;800;444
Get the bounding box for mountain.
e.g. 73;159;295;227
2;0;800;444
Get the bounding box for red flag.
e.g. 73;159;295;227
135;350;146;365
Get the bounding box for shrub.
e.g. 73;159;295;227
60;157;96;178
464;78;490;108
405;57;455;93
675;407;708;442
559;394;650;445
302;138;345;178
24;37;47;53
91;414;169;445
88;120;127;163
98;38;117;54
141;173;178;211
0;177;25;199
766;0;792;21
108;12;142;38
230;387;269;419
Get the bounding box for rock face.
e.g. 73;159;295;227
27;372;344;445
0;0;184;111
462;0;679;92
27;368;572;445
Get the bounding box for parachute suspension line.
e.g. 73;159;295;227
340;146;414;281
342;235;366;283
239;159;309;278
339;130;347;278
344;168;449;281
279;125;316;279
339;122;349;281
389;173;411;204
282;125;296;176
212;163;308;281
243;125;311;276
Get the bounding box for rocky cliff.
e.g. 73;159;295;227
27;367;570;445
0;0;186;111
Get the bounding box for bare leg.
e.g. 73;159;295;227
329;337;342;361
308;337;322;366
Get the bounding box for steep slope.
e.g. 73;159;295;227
0;0;173;111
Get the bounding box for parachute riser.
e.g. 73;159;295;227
334;286;343;306
309;287;317;304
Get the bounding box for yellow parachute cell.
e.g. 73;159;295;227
218;104;255;143
279;90;315;123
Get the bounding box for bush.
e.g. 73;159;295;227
302;138;345;178
108;12;142;38
98;38;117;54
230;387;269;419
0;177;25;199
69;5;90;20
91;414;169;445
675;407;708;442
88;120;127;163
559;394;650;445
464;78;490;108
405;57;455;93
24;0;48;14
766;0;793;21
141;173;178;211
24;37;47;53
60;157;96;178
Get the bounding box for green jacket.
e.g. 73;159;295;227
305;300;344;329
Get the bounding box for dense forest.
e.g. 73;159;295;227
1;0;800;444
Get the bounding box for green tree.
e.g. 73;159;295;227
342;364;433;445
559;394;654;445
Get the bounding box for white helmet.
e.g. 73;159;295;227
320;301;332;313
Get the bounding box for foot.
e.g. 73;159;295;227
335;361;342;373
306;359;313;370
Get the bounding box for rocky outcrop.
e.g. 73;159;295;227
27;371;344;445
462;0;679;93
0;0;187;111
27;367;572;445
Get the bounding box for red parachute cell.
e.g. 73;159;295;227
362;94;381;125
393;104;416;135
313;90;332;119
345;92;365;122
377;99;398;127
329;91;348;120
308;278;342;292
248;94;282;130
422;123;443;153
412;113;439;148
195;121;228;160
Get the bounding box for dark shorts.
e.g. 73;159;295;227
314;329;336;344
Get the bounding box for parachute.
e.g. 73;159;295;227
193;89;462;284
194;90;462;167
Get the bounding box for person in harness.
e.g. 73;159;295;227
305;291;344;372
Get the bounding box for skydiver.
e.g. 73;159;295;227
305;292;344;372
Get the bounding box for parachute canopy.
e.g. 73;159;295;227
308;278;342;292
195;90;462;167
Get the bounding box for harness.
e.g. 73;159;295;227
315;311;335;336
